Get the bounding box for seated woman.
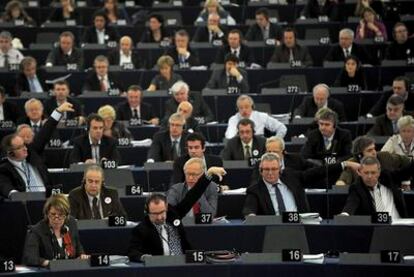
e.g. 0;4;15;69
22;194;88;267
47;0;79;23
354;0;384;18
140;14;171;44
195;0;236;26
1;0;36;25
98;104;132;140
382;115;414;159
334;55;367;90
147;55;183;91
355;7;387;42
99;0;130;25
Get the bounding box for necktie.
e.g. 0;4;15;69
160;225;170;255
132;108;139;119
345;49;350;57
23;161;42;192
92;144;100;162
32;124;40;134
244;145;251;160
171;140;179;160
392;121;398;134
273;183;286;214
232;50;238;56
324;137;331;150
262;27;269;40
164;224;183;255
92;197;101;219
4;54;9;68
192;202;201;216
373;186;386;212
100;78;107;92
289;49;294;62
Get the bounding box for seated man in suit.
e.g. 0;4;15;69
17;98;45;135
341;156;409;218
108;36;143;69
45;31;84;69
385;22;414;60
69;113;121;165
15;56;47;95
368;76;414;117
368;95;406;136
116;85;159;125
168;158;218;217
82;55;124;93
164;29;200;68
0;102;74;198
82;10;119;44
214;29;255;68
336;135;412;187
0;31;24;68
163;81;214;124
270;27;313;67
0;85;22;123
245;7;283;43
192;13;227;44
225;95;286;139
172;132;223;184
206;53;250;94
147;113;189;162
301;108;352;163
68;165;126;219
128;166;226;262
243;153;310;216
222;118;266;161
324;28;372;64
300;0;341;21
294;83;347;121
44;80;84;124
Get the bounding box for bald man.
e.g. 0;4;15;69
192;13;227;44
162;101;200;133
108;36;143;69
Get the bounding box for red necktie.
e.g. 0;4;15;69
192;202;201;215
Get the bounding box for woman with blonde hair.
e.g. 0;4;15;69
147;55;182;91
97;104;132;139
382;115;414;159
195;0;236;26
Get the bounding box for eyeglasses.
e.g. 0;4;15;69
185;172;203;178
261;167;279;172
11;144;27;151
48;212;66;220
148;210;167;216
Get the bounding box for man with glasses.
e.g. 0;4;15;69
0;102;74;198
128;161;225;262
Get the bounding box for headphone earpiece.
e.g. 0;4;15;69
8;151;15;157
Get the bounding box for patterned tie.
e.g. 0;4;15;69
373;185;386;212
92;197;101;219
273;183;286;214
171;140;179;160
32;124;40;135
289;49;294;62
344;49;350;57
244;145;251;160
165;224;183;255
324;137;331;150
100;78;107;92
132;108;139;119
23;161;43;192
4;54;9;68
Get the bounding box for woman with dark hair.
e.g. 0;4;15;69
47;0;79;23
140;14;171;43
99;0;130;24
1;0;36;25
355;7;387;41
334;55;367;90
22;194;89;267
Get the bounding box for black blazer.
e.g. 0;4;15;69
324;43;372;64
334;68;367;90
270;44;313;66
172;153;223;184
0;115;59;198
147;130;189;162
107;49;144;69
43;97;84;119
192;25;227;43
367;114;397;136
47;7;79;22
68;186;126;220
242;178;310;216
385;38;414;60
15;70;48;96
45;47;84;69
128;175;212;262
115;101;157;121
369;90;414;116
214;44;255;66
294;96;347;121
22;216;84;266
140;27;171;43
164;46;200;66
68;134;121;164
206;67;250;94
221;135;266;161
0;101;22;123
82;71;124;92
245;23;283;42
301;127;352;162
82;26;119;44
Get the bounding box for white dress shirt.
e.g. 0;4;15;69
0;104;4;120
0;48;24;67
263;178;297;215
119;50;132;65
369;183;400;220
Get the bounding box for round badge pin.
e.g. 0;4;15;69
104;197;112;204
173;219;181;227
253;149;259;156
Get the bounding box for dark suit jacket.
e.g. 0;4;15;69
15;70;48;96
205;68;250;94
245;23;283;42
47;7;79;22
301;0;342;20
369;90;414;116
214;44;255;66
128;174;212;262
242;178;310;216
0;115;59;198
301;127;352;162
164;46;200;66
163;92;214;123
116;101;157;121
45;47;84;69
294;96;347;121
82;71;124;92
140;27;171;43
385;38;414;60
192;25;227;43
69;134;121;164
68;186;126;219
343;171;409;217
0;101;22;123
270;44;313;66
107;49;144;69
324;43;372;64
43;97;84;119
172;153;223;184
82;26;119;44
221;135;266;161
368;114;400;137
22;216;84;266
147;130;189;162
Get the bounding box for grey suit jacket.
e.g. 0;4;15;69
167;181;218;217
206;68;250;94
